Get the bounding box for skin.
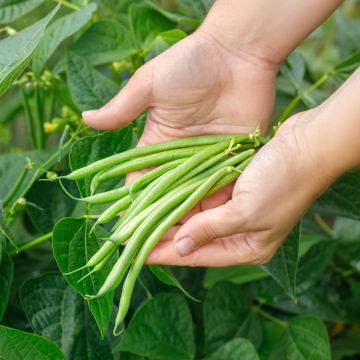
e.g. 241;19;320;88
83;0;359;267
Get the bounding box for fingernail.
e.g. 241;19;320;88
82;110;97;119
174;237;196;256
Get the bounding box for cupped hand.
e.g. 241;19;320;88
146;109;340;267
83;30;277;143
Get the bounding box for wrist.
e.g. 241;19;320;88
200;0;342;65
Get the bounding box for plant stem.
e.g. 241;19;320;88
277;73;330;124
8;134;77;216
312;212;335;239
9;232;52;256
3;167;28;208
21;87;37;148
53;0;80;10
255;306;287;327
34;86;45;149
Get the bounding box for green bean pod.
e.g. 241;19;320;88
90;175;214;299
112;166;235;333
129;158;185;196
90;146;204;194
65;134;239;180
117;136;248;227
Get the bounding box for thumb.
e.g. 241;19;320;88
173;201;244;256
82;66;152;130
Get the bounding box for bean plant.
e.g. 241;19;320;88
0;0;360;359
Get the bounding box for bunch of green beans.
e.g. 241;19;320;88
60;132;265;335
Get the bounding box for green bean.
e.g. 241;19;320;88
90;146;204;194
65;134;239;180
129;158;185;197
112;167;234;333
88;175;212;299
117;136;248;228
81;159;184;204
93;195;132;227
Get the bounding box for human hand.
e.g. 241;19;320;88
145;108;348;267
82;30;277;144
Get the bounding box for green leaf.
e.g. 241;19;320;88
33;3;97;76
334;217;360;242
69;126;133;197
117;293;195;360
206;338;259;360
148;265;198;301
0;149;52;200
66;51;118;111
204;282;263;354
144;29;187;60
0;200;15;247
204;265;268;289
333;49;360;83
285;315;330;360
259;322;286;360
261;223;301;301
26;178;77;233
145;2;200;28
0;253;13;321
0;4;59;96
0;0;45;23
296;241;336;293
21;273;112;360
0;325;65;359
52;217;116;338
70;20;137;66
313;170;360;220
128;3;175;49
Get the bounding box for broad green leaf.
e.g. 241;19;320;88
144;29;187;60
267;287;344;322
146;2;200;28
285;315;330;360
0;149;52;201
52;217;116;338
261;223;301;302
66;51;118;111
69;126;133;197
0;254;13;321
0;5;59;96
259;322;286;360
33;3;97;76
128;3;174;49
148;265;198;301
313;170;360;220
174;0;212;18
117;293;195;360
21;273;112;360
0;325;65;359
70;20;136;66
296;241;336;293
204;282;263;354
206;338;259;360
334;217;360;242
204;265;268;289
0;0;45;23
53;20;137;73
26;178;77;233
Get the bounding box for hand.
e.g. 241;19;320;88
146;109;341;267
83;30;277;142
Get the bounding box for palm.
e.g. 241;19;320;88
139;32;277;144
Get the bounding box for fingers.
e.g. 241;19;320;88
146;231;273;267
83;66;152;130
172;200;244;257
